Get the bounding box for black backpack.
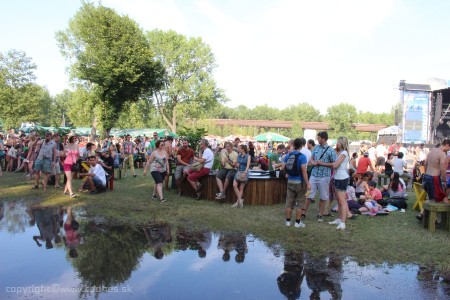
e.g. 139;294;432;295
285;153;301;176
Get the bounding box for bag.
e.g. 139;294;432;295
235;171;248;183
71;159;82;173
189;161;203;172
285;153;301;176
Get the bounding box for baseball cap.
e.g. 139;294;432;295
363;152;369;156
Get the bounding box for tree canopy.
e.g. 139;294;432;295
147;29;226;133
56;2;164;135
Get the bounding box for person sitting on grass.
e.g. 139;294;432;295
215;141;238;201
362;180;382;202
384;153;394;177
379;172;407;199
79;156;106;194
354;172;372;199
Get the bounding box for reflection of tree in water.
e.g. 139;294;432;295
277;250;305;300
217;233;247;263
175;227;212;258
0;201;38;234
304;253;343;300
71;222;148;298
143;223;174;260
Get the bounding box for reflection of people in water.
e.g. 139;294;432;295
0;201;4;222
175;228;212;258
217;233;248;263
30;206;63;249
277;250;305;300
143;223;172;260
63;207;80;258
304;254;343;300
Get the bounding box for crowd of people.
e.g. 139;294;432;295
0;127;449;231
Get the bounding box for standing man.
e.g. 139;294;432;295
175;140;195;196
282;138;311;228
32;132;57;191
122;134;137;178
187;139;214;200
299;138;311;164
51;133;63;189
304;131;336;222
417;140;450;222
215;142;238;201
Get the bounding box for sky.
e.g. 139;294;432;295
2;0;450;114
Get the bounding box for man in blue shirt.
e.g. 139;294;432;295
282;138;311;228
306;131;337;221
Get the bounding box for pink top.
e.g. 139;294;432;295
65;149;79;165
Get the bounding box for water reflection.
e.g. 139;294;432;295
0;201;448;300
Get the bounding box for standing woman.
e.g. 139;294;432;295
26;134;39;178
63;134;80;198
143;139;169;203
232;144;251;208
318;136;350;230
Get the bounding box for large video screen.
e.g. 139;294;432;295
402;91;430;142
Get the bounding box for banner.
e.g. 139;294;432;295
402;91;430;142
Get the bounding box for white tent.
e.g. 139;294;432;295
377;125;399;136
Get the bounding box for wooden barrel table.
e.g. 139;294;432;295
180;174;287;205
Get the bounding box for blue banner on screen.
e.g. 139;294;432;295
402;91;430;142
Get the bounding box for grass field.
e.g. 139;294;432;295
1;169;449;272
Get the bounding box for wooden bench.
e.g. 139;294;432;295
422;202;450;233
179;174;287;206
413;182;427;211
377;174;390;186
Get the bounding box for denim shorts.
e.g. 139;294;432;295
334;178;348;192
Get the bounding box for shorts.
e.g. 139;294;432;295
216;168;237;181
423;174;446;202
63;164;73;172
334;178;348;192
174;165;189;180
187;167;210;182
376;157;385;167
308;176;331;201
151;171;167;184
286;182;306;209
34;159;52;173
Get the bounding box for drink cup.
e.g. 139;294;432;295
276;171;280;178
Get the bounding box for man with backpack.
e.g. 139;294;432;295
282;138;311;228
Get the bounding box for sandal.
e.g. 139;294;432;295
70;193;77;198
31;185;38;190
160;198;166;203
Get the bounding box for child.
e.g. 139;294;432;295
365;180;382;202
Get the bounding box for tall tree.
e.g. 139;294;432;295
56;2;164;136
147;29;226;133
0;50;52;128
326;103;358;139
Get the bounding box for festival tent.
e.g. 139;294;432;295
109;128;178;138
254;132;290;142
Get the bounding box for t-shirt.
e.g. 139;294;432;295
202;148;214;169
102;155;115;175
369;188;382;201
356;157;371;174
122;141;134;155
334;150;349;180
300;147;311;163
368;147;376;160
283;150;307;182
177;147;195;165
90;164;106;186
221;150;238;169
376;145;386;158
393;158;406;174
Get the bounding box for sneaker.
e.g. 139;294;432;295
133;174;137;178
285;221;291;227
70;193;77;198
328;219;341;225
294;221;305;228
336;223;346;230
216;192;222;197
317;215;323;222
416;214;423;222
215;193;225;200
152;195;158;200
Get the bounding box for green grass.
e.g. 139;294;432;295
1;169;449;271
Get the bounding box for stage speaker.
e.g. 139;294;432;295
433;93;442;127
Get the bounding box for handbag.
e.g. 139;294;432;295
235;170;248;183
70;151;80;172
189;161;203;172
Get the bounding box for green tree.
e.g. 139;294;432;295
56;2;164;136
0;49;53;128
326;103;358;139
147;29;226;133
279;103;322;121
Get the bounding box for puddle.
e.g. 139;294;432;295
0;200;449;300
